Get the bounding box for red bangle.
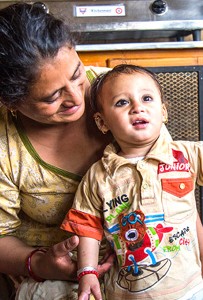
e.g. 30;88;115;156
77;267;99;281
26;248;47;282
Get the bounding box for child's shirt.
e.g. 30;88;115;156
61;126;203;300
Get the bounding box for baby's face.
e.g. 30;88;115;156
97;72;167;154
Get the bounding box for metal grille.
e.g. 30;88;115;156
156;71;199;141
149;66;203;217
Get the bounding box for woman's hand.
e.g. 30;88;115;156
97;250;115;277
32;236;79;280
31;236;115;281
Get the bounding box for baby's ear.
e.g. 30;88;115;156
162;104;168;124
94;113;109;134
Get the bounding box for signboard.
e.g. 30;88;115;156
74;4;126;17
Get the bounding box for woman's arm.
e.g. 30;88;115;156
0;235;79;280
78;236;102;300
0;234;114;283
0;236;33;276
196;212;203;277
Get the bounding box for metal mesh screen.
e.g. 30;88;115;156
151;68;201;215
156;71;199;141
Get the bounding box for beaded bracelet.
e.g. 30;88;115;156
26;248;47;282
77;266;99;281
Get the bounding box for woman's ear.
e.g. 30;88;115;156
162;104;168;124
94;112;109;134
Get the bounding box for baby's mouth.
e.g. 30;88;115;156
132;119;148;126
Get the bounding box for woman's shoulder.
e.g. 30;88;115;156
0;104;7;118
0;105;14;133
85;66;111;83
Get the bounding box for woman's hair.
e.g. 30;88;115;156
90;64;165;112
0;2;76;107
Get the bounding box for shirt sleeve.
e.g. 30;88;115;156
61;164;104;241
0;123;21;236
61;208;104;241
193;141;203;185
85;66;111;84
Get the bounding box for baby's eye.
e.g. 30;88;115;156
115;99;129;107
143;95;153;102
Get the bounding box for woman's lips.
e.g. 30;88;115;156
59;105;81;115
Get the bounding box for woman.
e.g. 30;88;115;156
0;2;113;299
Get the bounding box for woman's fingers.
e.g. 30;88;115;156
97;252;115;276
51;236;79;258
38;236;79;279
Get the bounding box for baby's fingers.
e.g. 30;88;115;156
78;291;91;300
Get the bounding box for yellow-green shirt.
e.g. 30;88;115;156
0;66;109;247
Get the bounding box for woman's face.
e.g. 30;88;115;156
17;47;88;124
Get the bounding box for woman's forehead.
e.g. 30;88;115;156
30;47;80;94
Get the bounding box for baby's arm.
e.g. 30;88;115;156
78;236;102;300
196;212;203;277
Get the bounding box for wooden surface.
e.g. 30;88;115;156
78;48;203;68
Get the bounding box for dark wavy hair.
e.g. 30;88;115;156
90;64;165;113
0;2;76;107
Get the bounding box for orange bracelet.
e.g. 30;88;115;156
26;248;47;282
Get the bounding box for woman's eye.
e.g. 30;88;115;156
143;95;153;102
115;99;129;107
44;90;62;103
72;69;81;81
71;64;82;81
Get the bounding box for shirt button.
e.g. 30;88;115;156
143;183;148;189
139;162;145;169
179;183;185;190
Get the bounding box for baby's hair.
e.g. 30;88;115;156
90;64;165;113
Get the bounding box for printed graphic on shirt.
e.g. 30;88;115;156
106;209;194;293
107;210;175;292
119;210;173;291
104;193;131;223
100;170;195;293
158;149;190;174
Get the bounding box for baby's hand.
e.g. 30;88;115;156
78;274;102;300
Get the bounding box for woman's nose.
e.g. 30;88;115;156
62;85;82;104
